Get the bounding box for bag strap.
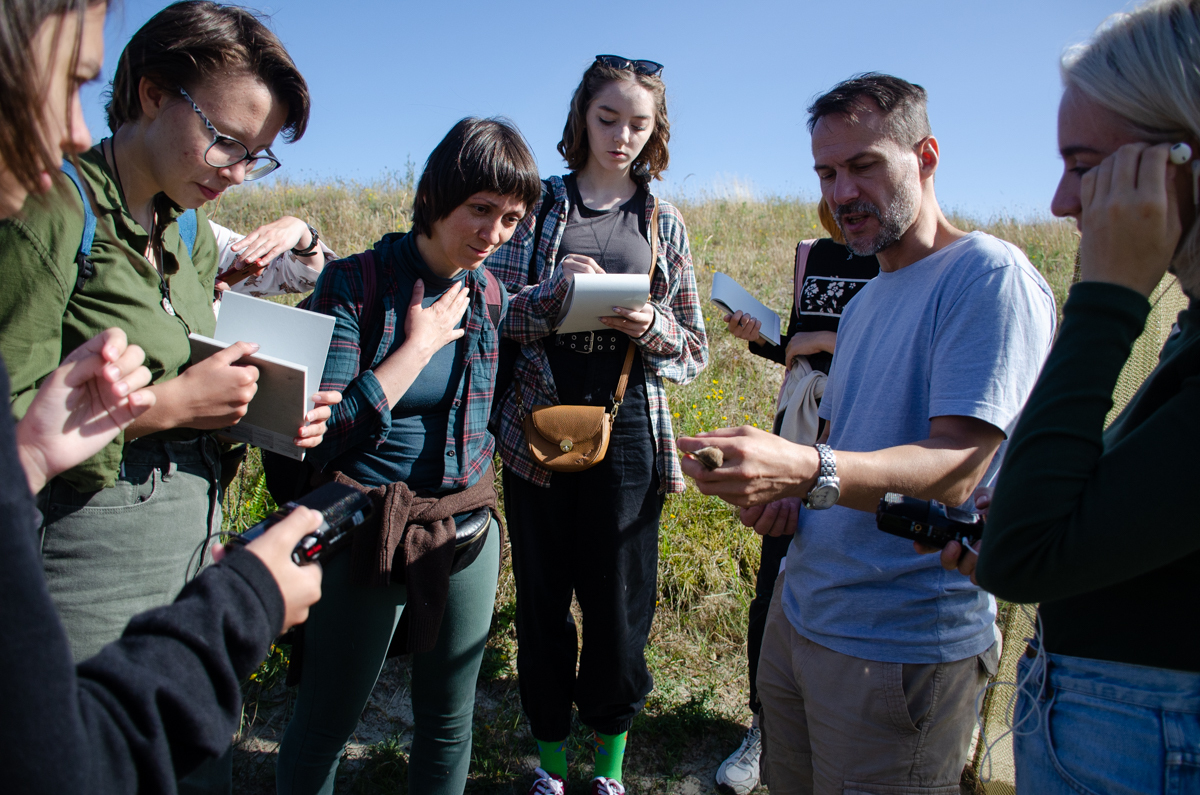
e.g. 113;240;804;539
177;209;198;258
356;249;383;373
612;197;660;414
60;162;97;295
793;238;817;316
481;266;503;326
526;179;555;286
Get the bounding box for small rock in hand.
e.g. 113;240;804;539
692;446;724;471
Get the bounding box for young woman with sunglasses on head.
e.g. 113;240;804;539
0;0;339;666
488;55;708;795
0;1;325;790
973;1;1200;791
274;117;540;795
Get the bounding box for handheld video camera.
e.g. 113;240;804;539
226;482;374;566
875;493;983;549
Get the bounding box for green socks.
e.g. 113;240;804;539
536;737;568;780
537;731;628;782
593;730;628;782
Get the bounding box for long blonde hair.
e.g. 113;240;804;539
1062;0;1200;295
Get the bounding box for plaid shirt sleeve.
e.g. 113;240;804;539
304;257;393;469
636;203;708;385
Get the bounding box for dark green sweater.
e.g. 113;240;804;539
978;281;1200;672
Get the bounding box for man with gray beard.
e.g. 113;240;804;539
677;73;1057;794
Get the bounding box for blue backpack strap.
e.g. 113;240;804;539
60;162;97;294
177;209;197;258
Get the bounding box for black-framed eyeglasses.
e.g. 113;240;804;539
593;55;664;77
179;88;281;181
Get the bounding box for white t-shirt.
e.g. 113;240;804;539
782;232;1057;664
210;220;331;297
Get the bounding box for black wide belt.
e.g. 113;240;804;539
554;331;625;354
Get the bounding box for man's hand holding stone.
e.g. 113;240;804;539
677;426;817;507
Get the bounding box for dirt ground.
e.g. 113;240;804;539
232;639;752;794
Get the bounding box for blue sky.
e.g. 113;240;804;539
83;0;1127;219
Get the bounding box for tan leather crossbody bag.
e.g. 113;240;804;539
522;198;659;472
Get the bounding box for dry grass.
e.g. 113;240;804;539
216;181;1078;793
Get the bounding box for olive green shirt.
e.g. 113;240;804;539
0;146;219;491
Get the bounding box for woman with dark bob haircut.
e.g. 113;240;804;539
0;1;324;791
487;57;707;794
275;117;540;795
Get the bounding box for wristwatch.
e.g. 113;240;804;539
804;443;841;510
291;224;320;257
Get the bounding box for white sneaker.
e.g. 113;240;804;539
591;777;625;795
715;726;761;794
529;767;566;795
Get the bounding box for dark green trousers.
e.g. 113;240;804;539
276;520;500;795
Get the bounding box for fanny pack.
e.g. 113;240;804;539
522;198;659;473
450;507;491;574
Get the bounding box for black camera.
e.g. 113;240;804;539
875;492;983;549
226;482;374;566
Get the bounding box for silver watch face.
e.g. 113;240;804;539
806;481;840;510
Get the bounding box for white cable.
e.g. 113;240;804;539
974;604;1048;782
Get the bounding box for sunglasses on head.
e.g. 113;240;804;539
594;54;664;77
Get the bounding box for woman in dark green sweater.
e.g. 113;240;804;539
975;1;1200;792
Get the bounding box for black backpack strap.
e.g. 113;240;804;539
527;179;555;286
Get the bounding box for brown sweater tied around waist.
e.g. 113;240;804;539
331;463;502;654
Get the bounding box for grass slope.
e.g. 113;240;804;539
212;180;1077;793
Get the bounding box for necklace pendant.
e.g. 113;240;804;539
162;296;176;316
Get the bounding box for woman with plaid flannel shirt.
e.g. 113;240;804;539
274;118;542;795
487;57;707;795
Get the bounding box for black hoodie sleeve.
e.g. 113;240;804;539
0;369;283;793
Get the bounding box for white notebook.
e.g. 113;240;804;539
555;273;651;334
710;272;782;347
189;292;336;460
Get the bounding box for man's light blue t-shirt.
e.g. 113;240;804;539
782;232;1057;664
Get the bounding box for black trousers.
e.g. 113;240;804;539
504;337;663;740
746;532;793;713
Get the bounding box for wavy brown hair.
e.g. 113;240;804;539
0;0;101;192
557;60;670;185
105;1;309;141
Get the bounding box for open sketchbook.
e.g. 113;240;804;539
710;272;782;347
189;291;335;460
555;273;651;334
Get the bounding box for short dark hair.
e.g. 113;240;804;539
411;117;542;238
807;73;931;148
0;0;102;192
558;60;670;184
106;1;310;142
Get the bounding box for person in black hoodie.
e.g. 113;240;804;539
0;2;324;792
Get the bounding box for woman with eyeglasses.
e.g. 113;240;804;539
0;0;336;672
488;55;707;795
0;1;327;791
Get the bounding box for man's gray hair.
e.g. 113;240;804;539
1063;0;1200;296
806;73;932;149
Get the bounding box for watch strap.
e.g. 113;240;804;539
292;224;320;256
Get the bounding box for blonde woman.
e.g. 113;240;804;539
977;1;1200;791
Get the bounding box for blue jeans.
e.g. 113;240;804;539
1014;649;1200;794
